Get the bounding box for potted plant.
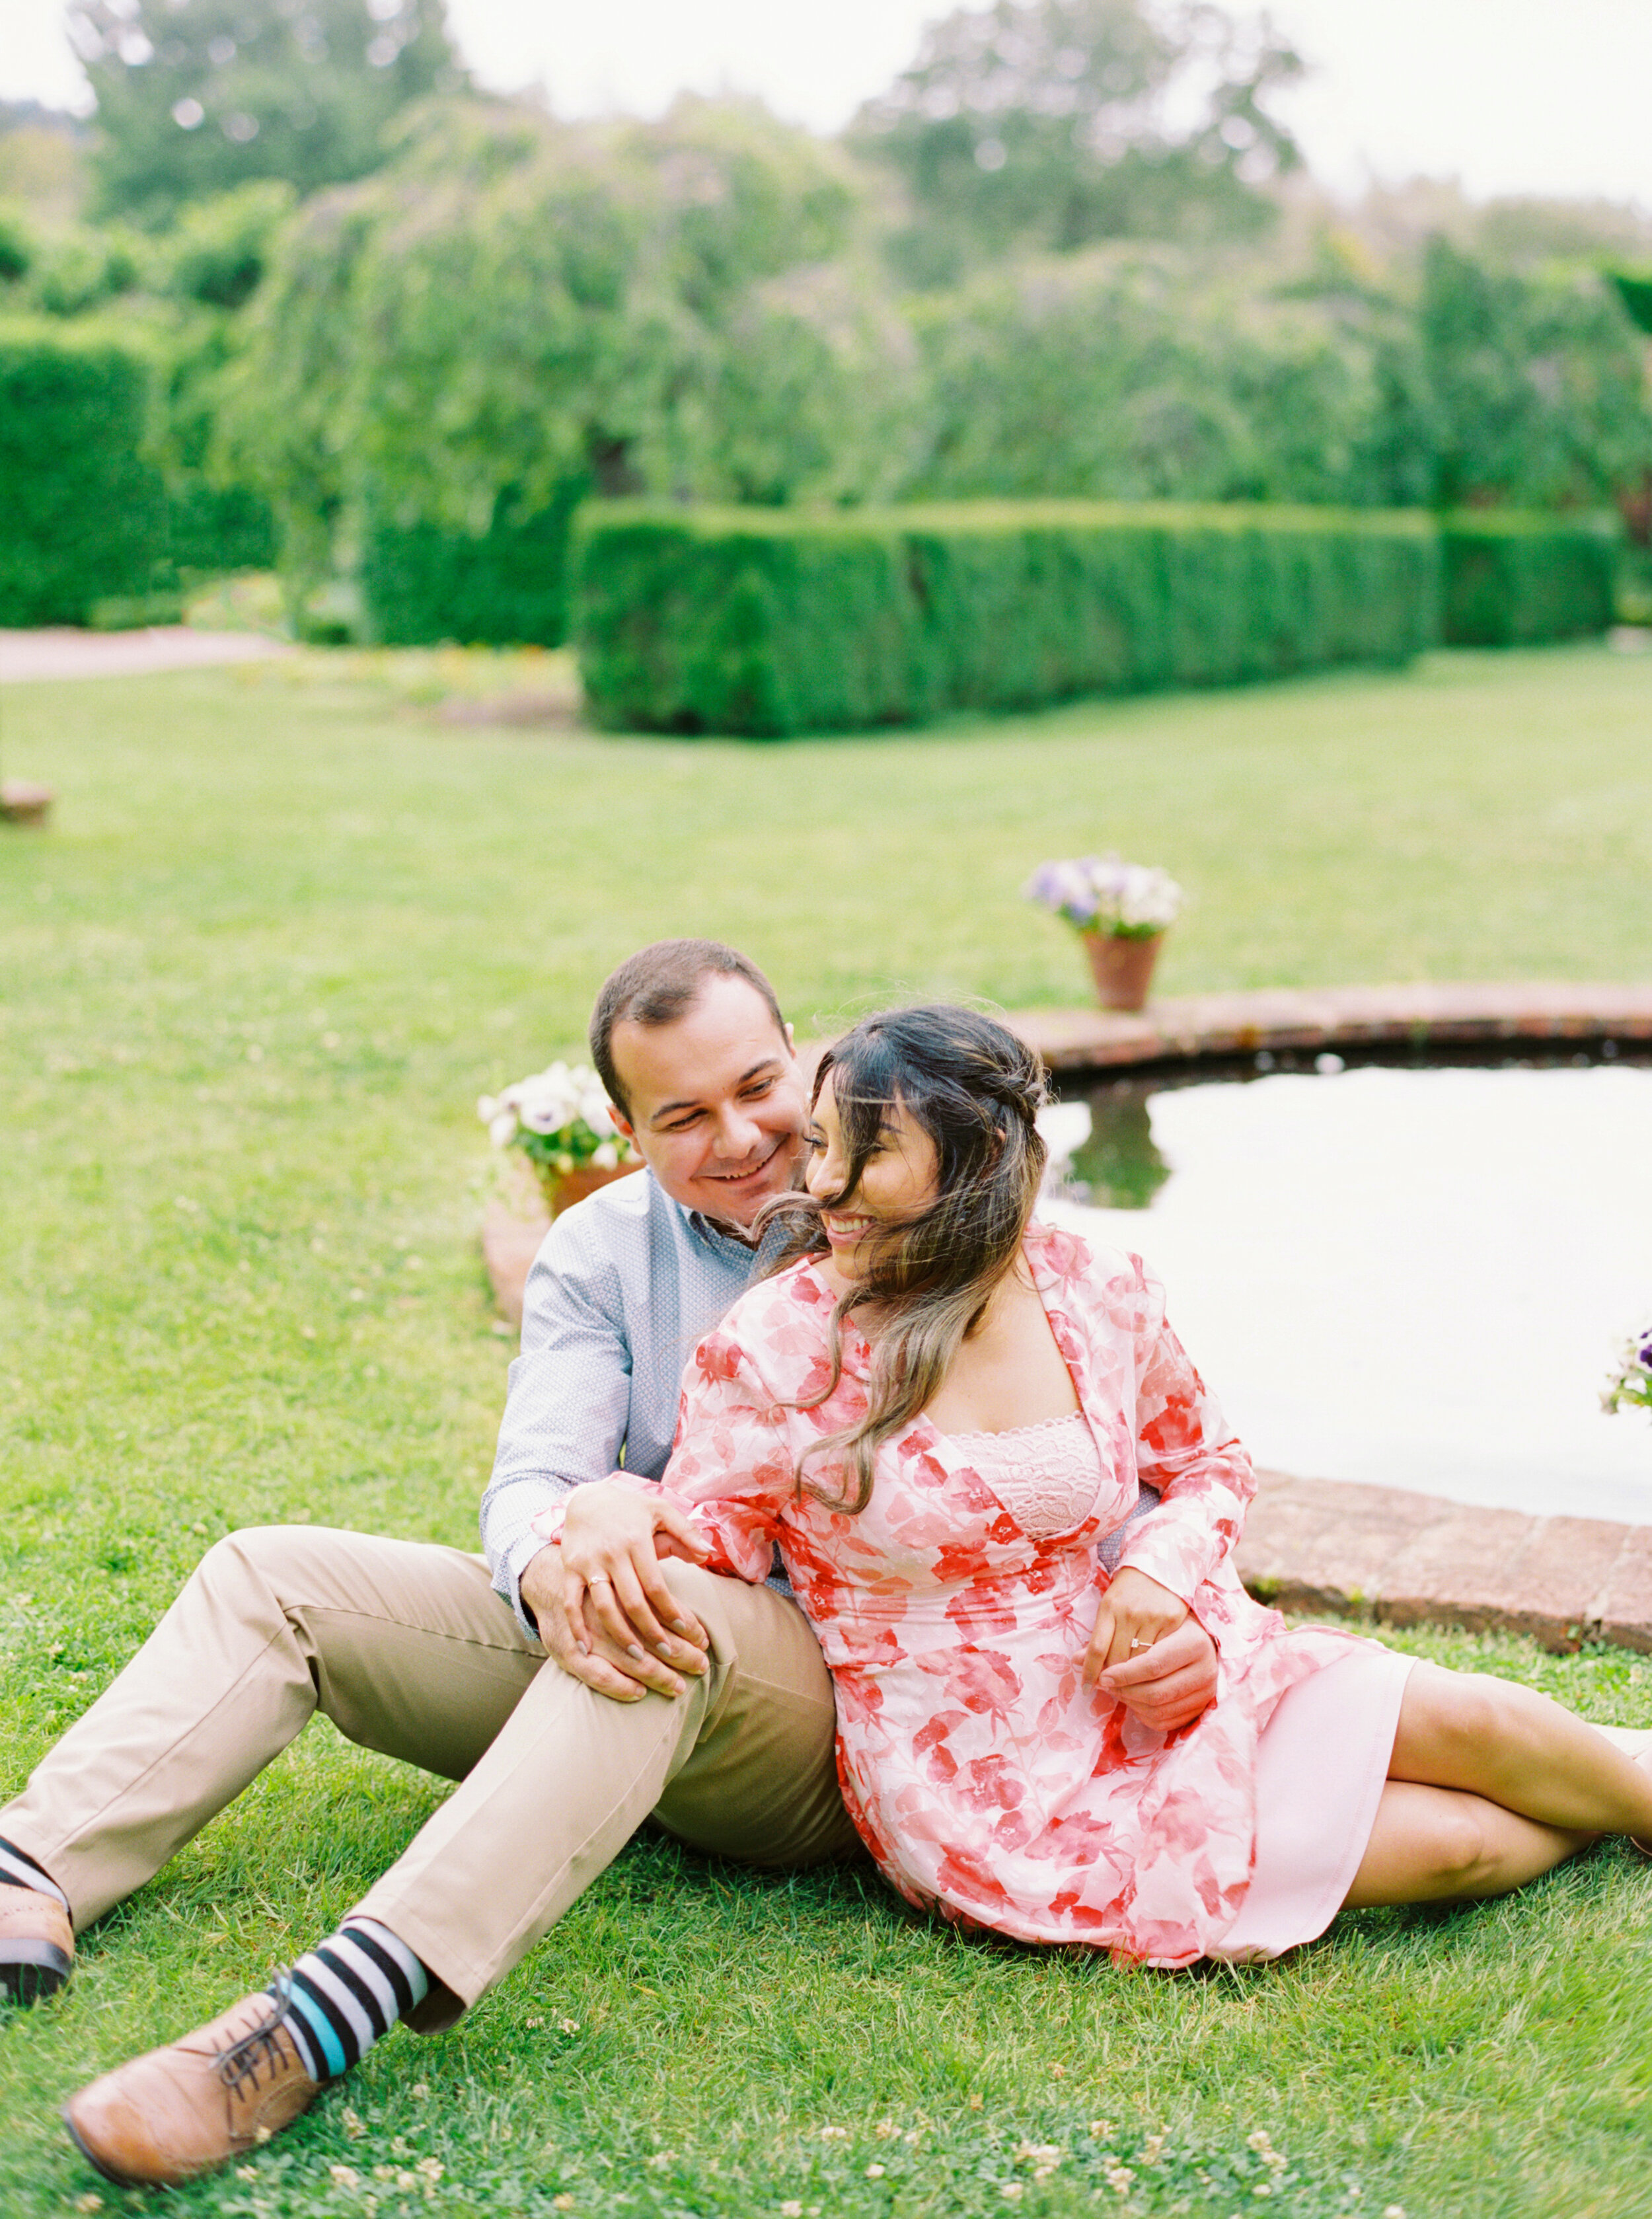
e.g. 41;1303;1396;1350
478;1061;640;1216
1023;852;1185;1012
1602;1326;1652;1419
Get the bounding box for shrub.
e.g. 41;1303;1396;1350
1439;513;1618;646
163;478;277;580
572;500;1441;736
359;482;588;647
0;322;167;625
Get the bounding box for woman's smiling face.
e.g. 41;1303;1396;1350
804;1071;940;1283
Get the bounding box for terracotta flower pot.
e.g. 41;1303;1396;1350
537;1158;642;1217
1082;930;1164;1013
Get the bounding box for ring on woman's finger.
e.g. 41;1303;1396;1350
587;1573;613;1587
1129;1636;1151;1651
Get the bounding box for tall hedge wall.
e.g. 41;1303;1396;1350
1439;513;1618;647
572;501;1442;736
361;480;588;647
0;325;169;626
0;325;276;625
163;480;278;581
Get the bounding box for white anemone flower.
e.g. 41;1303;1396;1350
578;1084;617;1136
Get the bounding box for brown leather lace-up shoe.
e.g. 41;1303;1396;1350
0;1879;73;2002
63;1978;321;2187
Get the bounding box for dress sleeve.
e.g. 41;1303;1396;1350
1112;1262;1256;1610
652;1328;798;1584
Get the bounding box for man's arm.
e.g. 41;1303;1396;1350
482;1216;707;1700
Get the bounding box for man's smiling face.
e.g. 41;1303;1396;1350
605;974;808;1235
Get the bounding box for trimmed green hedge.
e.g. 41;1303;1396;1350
572;501;1442;736
0;324;168;626
1439;512;1618;647
361;481;588;647
163;479;278;580
0;324;276;625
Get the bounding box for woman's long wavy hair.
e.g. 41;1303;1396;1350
760;1004;1048;1513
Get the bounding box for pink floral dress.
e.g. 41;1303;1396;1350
655;1224;1376;1968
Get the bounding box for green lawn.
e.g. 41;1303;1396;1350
3;641;1651;2218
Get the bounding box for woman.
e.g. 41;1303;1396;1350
548;1006;1652;1967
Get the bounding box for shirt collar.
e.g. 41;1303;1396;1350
679;1195;784;1265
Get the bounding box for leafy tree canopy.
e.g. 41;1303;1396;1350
850;0;1303;286
1417;235;1649;509
69;0;467;225
219;97;920;593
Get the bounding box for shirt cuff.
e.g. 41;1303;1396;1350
497;1524;559;1642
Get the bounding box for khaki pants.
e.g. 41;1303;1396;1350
1;1527;856;2027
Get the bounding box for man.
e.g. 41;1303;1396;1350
0;940;1216;2187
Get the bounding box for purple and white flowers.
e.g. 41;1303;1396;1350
477;1061;635;1178
1602;1326;1652;1419
1023;852;1185;940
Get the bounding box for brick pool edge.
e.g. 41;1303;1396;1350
1010;979;1652;1072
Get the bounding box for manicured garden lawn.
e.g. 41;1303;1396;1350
3;640;1651;2218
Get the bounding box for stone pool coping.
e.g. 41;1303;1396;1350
1239;1474;1652;1655
1012;979;1652;1072
482;979;1652;1654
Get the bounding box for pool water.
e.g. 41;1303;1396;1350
1039;1059;1652;1523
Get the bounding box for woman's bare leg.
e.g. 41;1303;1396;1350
1388;1662;1652;1835
1343;1780;1590;1908
1341;1661;1652;1910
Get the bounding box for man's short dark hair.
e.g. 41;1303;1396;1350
589;940;788;1118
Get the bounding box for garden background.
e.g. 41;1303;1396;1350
5;5;1652;2218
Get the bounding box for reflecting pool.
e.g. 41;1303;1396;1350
1040;1057;1652;1523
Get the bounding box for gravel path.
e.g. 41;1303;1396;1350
0;627;293;683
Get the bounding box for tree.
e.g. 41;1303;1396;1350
219;98;921;610
850;0;1303;287
1418;236;1651;510
905;246;1394;506
68;0;467;225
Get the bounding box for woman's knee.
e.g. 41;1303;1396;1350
1400;1664;1535;1772
1413;1795;1496;1894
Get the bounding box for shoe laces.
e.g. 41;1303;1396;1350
215;1970;303;2100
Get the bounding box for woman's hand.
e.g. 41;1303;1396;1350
1084;1566;1190;1687
534;1479;712;1684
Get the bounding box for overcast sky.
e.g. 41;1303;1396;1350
5;0;1649;209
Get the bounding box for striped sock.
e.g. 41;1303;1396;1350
274;1918;430;2084
0;1836;69;1912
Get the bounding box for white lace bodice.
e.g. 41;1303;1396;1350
946;1410;1104;1538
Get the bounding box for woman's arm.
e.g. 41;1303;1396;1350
532;1326;795;1656
1112;1264;1256;1609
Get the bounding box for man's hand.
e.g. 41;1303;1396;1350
520;1481;712;1704
1092;1598;1219;1733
